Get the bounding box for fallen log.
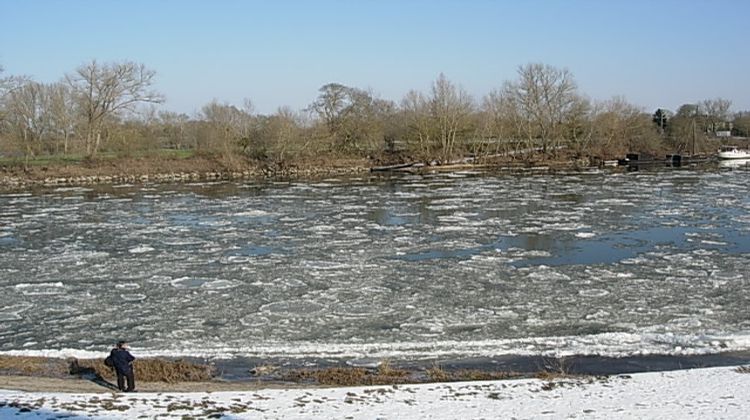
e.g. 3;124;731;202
370;162;422;172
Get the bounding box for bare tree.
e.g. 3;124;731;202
667;104;703;153
397;75;474;161
0;66;31;133
429;73;474;162
734;112;750;137
503;63;580;155
4;81;51;166
700;98;732;134
400;89;432;156
309;83;351;140
591;96;659;157
481;88;524;157
200;99;258;159
48;82;77;154
68;60;163;156
249;106;307;171
158;111;191;150
0;66;29;97
309;83;394;155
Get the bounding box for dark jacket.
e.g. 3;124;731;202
109;348;135;373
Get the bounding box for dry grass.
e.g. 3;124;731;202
0;356;69;377
535;356;576;380
426;364;451;382
377;359;406;377
283;367;366;386
72;358;214;383
1;355;543;386
450;369;521;381
426;364;520;383
283;365;411;387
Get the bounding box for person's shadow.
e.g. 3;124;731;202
68;359;120;391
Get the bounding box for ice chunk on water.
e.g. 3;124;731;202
14;282;64;296
129;245;155;253
0;304;32;322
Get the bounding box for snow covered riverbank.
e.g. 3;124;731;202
2;366;749;419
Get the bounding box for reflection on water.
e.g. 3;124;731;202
1;167;750;360
719;159;750;169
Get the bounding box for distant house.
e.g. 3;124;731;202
716;130;732;138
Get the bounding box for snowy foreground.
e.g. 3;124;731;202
2;367;749;419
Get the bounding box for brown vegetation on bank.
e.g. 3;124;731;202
0;356;69;377
0;356;214;383
281;366;522;386
72;358;215;383
0;355;537;388
0;152;374;188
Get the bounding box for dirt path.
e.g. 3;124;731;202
0;375;303;393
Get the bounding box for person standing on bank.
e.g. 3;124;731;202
108;340;136;392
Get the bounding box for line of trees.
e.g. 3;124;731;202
1;60;747;170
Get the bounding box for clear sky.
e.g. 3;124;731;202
1;0;748;115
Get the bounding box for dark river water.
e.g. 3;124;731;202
1;166;749;363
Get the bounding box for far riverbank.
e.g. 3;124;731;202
0;152;598;189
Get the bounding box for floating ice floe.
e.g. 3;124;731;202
128;245;155;253
0;304;33;322
120;293;147;302
13;282;65;296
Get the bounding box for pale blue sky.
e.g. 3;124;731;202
1;0;748;115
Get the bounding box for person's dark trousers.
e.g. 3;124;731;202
116;369;135;391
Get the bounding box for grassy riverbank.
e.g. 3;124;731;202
0;150;589;189
0;151;380;188
3;352;750;391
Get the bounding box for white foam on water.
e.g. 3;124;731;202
524;267;569;282
427;204;461;211
52;187;93;193
170;277;211;289
221;255;259;264
115;283;141;290
701;240;728;246
1;193;32;197
239;315;270;327
578;288;610;298
301;260;353;271
260;300;325;316
401;183;429;189
162;238;204;246
198;220;232;227
0;348;105;359
146;275;172;284
233;209;271;217
596;198;637;206
435;225;470;233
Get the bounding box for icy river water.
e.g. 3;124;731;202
1;166;750;363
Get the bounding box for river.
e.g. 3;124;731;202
1;166;749;364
